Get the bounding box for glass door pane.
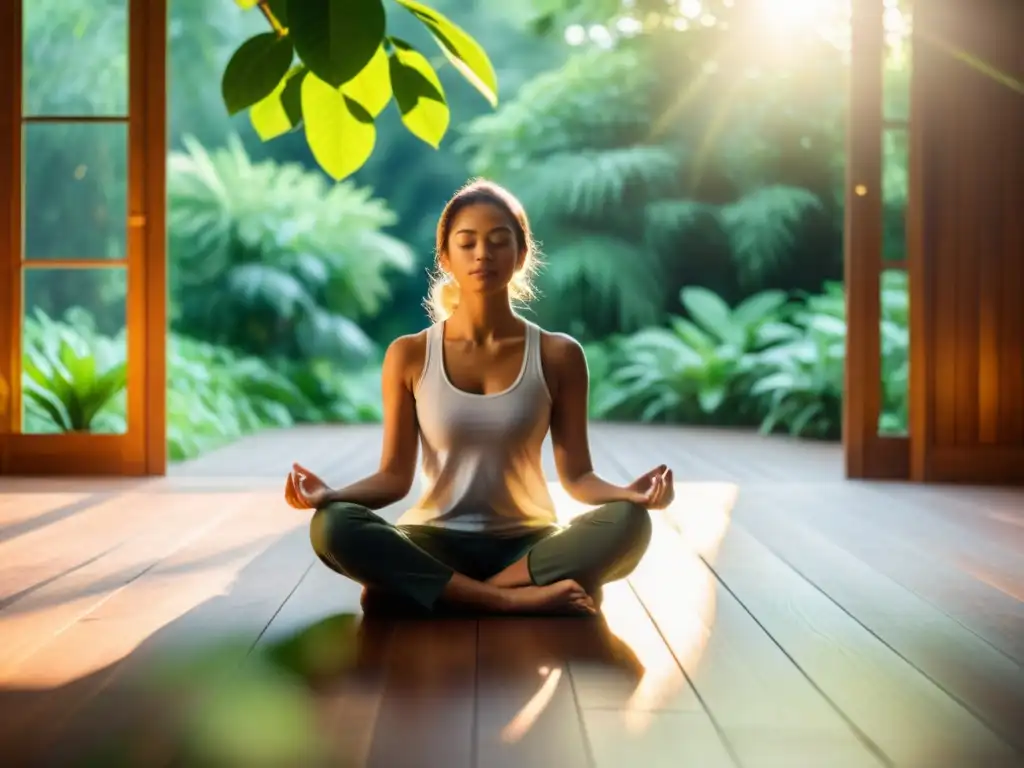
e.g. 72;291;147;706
878;3;911;436
23;0;128;117
0;0;158;475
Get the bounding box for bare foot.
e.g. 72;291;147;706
502;579;597;616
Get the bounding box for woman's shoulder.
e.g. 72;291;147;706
536;326;586;368
383;329;430;388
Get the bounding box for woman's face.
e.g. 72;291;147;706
441;202;523;295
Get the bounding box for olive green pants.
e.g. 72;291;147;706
309;500;652;615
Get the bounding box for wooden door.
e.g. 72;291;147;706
907;0;1024;484
845;0;912;479
0;0;167;476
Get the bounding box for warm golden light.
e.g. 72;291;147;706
545;480;737;735
500;665;564;743
759;0;828;29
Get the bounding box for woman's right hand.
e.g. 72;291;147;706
284;463;332;509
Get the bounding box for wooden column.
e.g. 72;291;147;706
909;0;1024;483
845;0;910;479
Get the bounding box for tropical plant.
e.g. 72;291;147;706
168;135;415;364
878;270;910;433
17;306;384;459
223;0;501;180
458;38;837;340
21;308;127;434
167;336;381;461
590;287;794;423
588;276;910;439
749;271;909;438
749;289;847;439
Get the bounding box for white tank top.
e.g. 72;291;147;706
397;319;558;535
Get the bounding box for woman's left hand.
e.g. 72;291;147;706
284;463;332;509
625;464;675;510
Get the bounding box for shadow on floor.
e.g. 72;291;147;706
0;530;645;767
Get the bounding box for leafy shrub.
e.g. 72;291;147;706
591;287;793;424
460;42;839;340
749;286;846;439
168;135;415;365
22;308;127;434
589;276;910;439
19;308;383;461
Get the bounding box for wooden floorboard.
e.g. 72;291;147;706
730;484;1024;757
0;423;1021;767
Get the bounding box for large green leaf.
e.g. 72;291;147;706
732;290;787;329
301;73;376;181
388;40;448;149
250;65;307;140
394;0;498;106
341;45;391;118
289;0;385;88
221;32;295;115
23;378;72;431
681;286;734;341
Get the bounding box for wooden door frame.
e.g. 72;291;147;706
0;0;166;476
844;0;911;480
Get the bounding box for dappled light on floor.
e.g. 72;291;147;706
545;480;737;736
500;664;564;743
636;482;736;678
663;481;738;562
598;579;692;735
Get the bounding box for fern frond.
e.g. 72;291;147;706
643;198;721;253
511;146;681;225
720;185;823;286
536;233;666;333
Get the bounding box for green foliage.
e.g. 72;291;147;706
750;288;847;439
221;32;296;115
167;135;414;364
22;309;127;434
751;272;908;438
225;0;499;179
590;278;910;440
719;186;825;287
460;41;839;339
390;38;449;148
165;336;380;462
287;0;386;89
591;287;793;424
301;73;378;180
20;307;383;461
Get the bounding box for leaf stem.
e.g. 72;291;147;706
257;1;285;37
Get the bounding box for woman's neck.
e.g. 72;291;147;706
445;293;521;343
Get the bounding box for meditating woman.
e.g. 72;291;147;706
283;179;674;616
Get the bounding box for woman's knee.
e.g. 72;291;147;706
308;501;373;563
603;500;653;551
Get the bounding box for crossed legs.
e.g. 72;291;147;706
308;500;652;616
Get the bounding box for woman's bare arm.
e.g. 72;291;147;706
323;333;423;509
546;334;638;505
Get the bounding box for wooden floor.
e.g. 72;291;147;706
1;424;1023;767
